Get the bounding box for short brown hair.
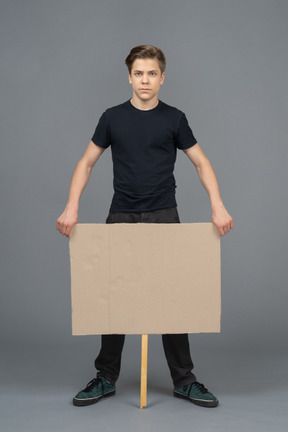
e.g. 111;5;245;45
125;45;166;74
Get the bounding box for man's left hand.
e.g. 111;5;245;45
211;206;234;237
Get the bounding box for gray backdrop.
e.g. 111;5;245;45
1;0;287;431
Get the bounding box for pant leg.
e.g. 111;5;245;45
161;334;196;387
94;211;142;383
141;208;197;386
95;335;125;385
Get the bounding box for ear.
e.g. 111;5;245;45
128;72;132;85
160;71;165;85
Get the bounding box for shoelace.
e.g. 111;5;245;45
84;377;104;393
192;382;209;394
184;381;208;396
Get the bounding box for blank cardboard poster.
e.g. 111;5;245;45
69;223;221;335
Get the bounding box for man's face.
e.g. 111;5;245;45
128;58;165;103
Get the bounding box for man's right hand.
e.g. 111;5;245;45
56;141;105;238
56;208;78;238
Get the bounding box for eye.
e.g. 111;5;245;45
150;72;156;76
135;72;142;76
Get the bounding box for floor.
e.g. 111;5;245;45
1;336;287;432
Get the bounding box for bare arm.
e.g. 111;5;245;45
56;141;105;237
183;143;234;236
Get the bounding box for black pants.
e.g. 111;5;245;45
94;207;196;387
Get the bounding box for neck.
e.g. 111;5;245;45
130;95;159;111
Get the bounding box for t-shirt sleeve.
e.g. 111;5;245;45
91;111;111;149
175;113;198;150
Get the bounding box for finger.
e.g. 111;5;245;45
224;224;230;233
60;224;67;236
66;225;72;238
218;226;225;237
57;219;62;232
57;222;63;232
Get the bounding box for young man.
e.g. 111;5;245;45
57;45;233;408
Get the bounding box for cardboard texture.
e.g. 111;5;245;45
69;223;221;335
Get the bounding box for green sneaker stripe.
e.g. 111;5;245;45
74;388;115;400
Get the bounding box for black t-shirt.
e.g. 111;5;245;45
91;99;197;213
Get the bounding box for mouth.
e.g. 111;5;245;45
140;89;151;91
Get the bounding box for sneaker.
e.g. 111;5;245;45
173;381;219;407
73;377;116;406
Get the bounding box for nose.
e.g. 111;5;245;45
142;73;149;84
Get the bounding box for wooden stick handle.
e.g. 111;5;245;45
140;334;148;408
